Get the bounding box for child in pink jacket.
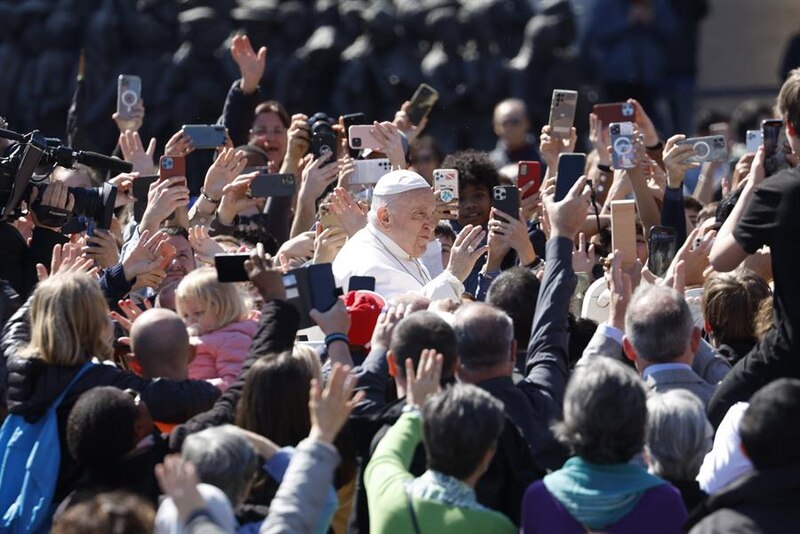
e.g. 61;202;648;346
175;267;259;391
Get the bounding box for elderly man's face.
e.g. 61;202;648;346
493;101;529;149
380;189;436;258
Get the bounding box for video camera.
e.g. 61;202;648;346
0;128;131;229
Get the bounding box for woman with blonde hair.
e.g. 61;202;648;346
4;272;221;506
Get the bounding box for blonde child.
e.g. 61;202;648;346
175;267;259;391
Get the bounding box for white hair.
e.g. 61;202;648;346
645;390;713;480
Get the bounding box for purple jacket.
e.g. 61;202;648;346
521;480;687;533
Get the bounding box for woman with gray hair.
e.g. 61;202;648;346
646;390;713;511
521;358;688;533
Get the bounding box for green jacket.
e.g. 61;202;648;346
364;412;516;534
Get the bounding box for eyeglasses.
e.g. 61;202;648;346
499;117;524;127
249;127;287;138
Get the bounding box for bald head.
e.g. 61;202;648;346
130;308;191;380
493;99;530;149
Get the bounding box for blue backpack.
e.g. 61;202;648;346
0;362;93;533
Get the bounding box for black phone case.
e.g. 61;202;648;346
407;86;438;125
283;263;340;330
311;132;336;164
491;186;520;221
349;276;376;292
132;175;159;222
214;254;250;282
250;173;296;198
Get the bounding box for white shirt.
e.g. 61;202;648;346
333;224;463;301
696;402;753;494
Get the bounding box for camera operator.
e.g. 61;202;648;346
0;181;73;299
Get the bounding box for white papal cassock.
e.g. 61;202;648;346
333;223;463;301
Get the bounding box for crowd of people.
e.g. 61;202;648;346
1;3;800;533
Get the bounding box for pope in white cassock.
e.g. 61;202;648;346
333;170;488;301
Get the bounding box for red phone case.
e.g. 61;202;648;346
517;161;542;199
159;156;186;183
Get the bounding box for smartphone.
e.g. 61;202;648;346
492;185;520;221
611;200;637;269
593;102;636;127
132;174;159;222
609;122;637;169
283;263;341;329
433;168;459;219
311;131;336;164
117;75;141;121
762;119;790;177
517;161;542;199
159;156;186;182
548;89;578;138
348;125;383;151
745;129;762;153
675;136;727;164
349;275;376;292
351;158;392;185
215;253;250;283
407;83;439;125
556;153;586;201
342;113;366;157
647;226;677;277
181;125;227;149
249;173;296;198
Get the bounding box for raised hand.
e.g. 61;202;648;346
540;125;577;169
284;113;311;166
309;298;351;336
155;456;206;523
244;242;285;301
572;232;596;274
370;305;402;351
312;222;348;265
393;100;428;143
82;229;120;268
139;177;190;233
118;131;157;175
589;113;612;166
122;229;168;281
370;121;407;169
405;349;444;408
231;34;267;95
542;174;592;240
298;152;341;206
112;99;145;134
662;134;700;188
108;172;138;207
308;363;365;444
202;147;248;201
36;241;97;282
110;298;154;332
446;224;489;282
488;208;536;265
164;130;195;158
627;98;659;148
328;187;367;236
607;250;633;331
188;225;225;264
217;172;259;226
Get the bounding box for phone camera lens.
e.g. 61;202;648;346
352;137;361;147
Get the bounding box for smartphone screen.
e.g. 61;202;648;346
407;84;439;125
556;153;586;201
133;174;159;222
518;161;542;198
762;119;789;177
215;253;250;282
647;225;677;277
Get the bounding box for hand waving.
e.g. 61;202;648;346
309;363;365;443
231;34;267;95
